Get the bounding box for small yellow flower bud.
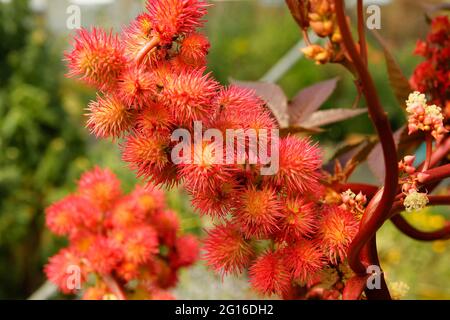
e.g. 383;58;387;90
403;191;429;212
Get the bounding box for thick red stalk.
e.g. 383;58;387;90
391;215;450;241
418;136;450;171
334;0;399;278
422;134;433;172
357;0;368;66
419;163;450;185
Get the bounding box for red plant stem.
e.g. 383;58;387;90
389;195;450;219
102;274;127;300
391;215;450;241
422;134;433;172
343;236;391;300
418;163;450;185
136;36;160;65
302;29;312;46
342;274;369;300
335;0;399;276
418;135;450;171
361;236;391;300
356;0;368;66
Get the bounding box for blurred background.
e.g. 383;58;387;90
0;0;449;299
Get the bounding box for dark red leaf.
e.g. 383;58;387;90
289;77;339;125
231;79;289;128
299;108;367;128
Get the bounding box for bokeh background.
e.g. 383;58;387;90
0;0;449;299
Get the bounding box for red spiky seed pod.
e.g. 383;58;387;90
169;234;200;268
249;250;291;296
151;210;180;246
117;67;157;109
203;223;254;276
122;13;162;65
276;196;318;243
283;240;325;284
135;101;174;134
109;195;146;228
317;205;360;264
190;181;236;218
85;237;122;274
129;185;166;216
179;33;210;67
122;132;171;178
77;166;122;212
66;28;126;90
86;94;135;139
146;0;208;44
121;226;159;264
179;141;237;194
44;248;86;294
45;195;100;236
234;185;282;239
269;135;322;195
161;67;219;124
116;261;141;282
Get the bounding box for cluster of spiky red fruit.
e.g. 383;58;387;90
44;167;198;300
65;0;361;298
411;15;450;117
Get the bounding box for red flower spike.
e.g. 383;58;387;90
66;28;126;90
249;250;291;296
203;223;254;276
86;94;135;139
